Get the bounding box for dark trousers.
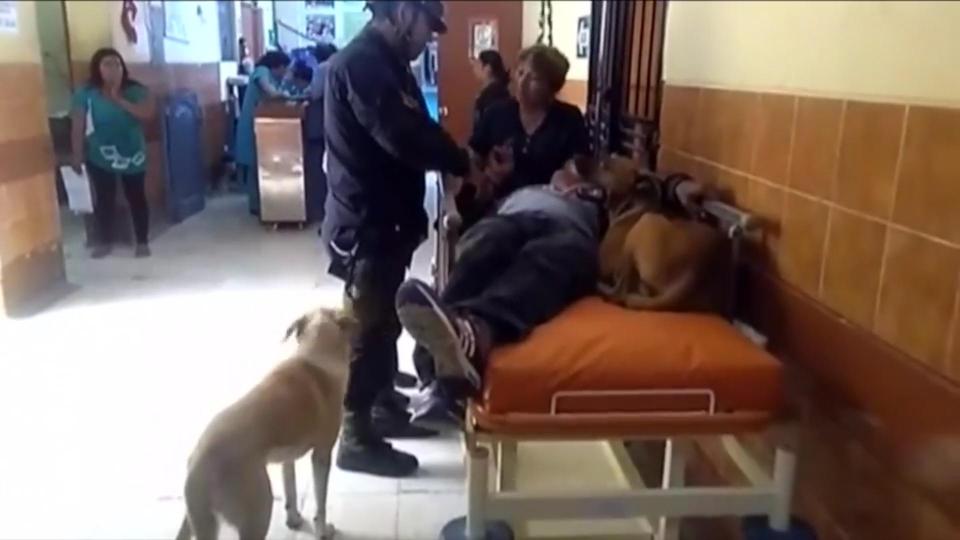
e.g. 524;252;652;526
414;214;598;382
342;243;413;414
302;136;327;223
88;162;149;245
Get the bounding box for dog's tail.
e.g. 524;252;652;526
623;269;698;312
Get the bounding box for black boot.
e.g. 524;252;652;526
337;411;420;478
372;390;438;439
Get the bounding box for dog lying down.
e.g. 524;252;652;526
176;307;356;540
595;155;728;313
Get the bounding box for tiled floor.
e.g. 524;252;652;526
0;194;646;540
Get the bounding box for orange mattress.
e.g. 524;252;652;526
480;297;783;418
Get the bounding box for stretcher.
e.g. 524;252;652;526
429;174;809;540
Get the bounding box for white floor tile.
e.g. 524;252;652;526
301;493;399;540
396;492;465;540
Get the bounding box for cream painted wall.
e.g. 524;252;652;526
35;0;72;115
0;0;41;63
521;0;590;81
664;0;960;105
64;1;111;62
161;1;221;63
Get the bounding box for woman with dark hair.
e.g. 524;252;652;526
70;47;156;258
471;49;511;126
235;50;293;216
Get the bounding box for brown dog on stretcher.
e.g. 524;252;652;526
595;155;727;313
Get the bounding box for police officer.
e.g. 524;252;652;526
322;0;474;477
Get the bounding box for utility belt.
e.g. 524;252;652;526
327;223;424;292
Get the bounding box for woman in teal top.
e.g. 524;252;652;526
235;51;292;216
71;48;155;258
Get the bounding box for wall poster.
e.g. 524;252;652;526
0;1;18;34
469;19;498;59
576;15;590;58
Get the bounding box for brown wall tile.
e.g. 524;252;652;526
0;96;47;144
876;229;960;368
821;208;886;329
836;101;905;219
694;88;758;171
750;92;796;185
0;64;44;104
788;97;843;199
951;301;960;380
893;106;960;245
660;85;700;153
696;160;749;206
657;147;695;174
0;136;55;187
743;179;786;269
0;241;65;317
777;193;829;296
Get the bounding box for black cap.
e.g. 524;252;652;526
366;1;447;34
418;1;447;34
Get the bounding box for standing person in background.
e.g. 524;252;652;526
71;47;156;259
323;0;479;477
471;49;511;126
234;51;292;217
302;43;338;223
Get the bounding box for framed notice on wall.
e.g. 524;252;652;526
469;19;498;59
576;16;590;58
164;0;189;43
0;1;18;34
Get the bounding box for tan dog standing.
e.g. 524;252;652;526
175;307;356;540
596;155;727;313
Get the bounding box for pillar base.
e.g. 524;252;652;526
439;517;513;540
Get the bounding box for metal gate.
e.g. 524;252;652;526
587;0;668;169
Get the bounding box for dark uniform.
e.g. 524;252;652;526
322;19;469;475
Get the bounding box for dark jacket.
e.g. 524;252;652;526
323;27;469;263
473;80;510;128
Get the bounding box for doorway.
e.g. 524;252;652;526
33;0;77;236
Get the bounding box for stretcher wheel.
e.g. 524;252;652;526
742;516;817;540
439;517;513;540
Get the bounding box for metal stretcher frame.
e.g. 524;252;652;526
430;174;798;540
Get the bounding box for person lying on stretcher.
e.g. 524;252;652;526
395;157;709;429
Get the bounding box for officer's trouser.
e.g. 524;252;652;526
341;242;413;415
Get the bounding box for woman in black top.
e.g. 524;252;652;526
472;49;511;126
458;44;590;229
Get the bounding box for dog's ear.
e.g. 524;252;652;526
333;311;359;334
284;315;309;342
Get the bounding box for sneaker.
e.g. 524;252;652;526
91;245;113;259
135;244;151;258
395;279;483;390
394;371;419;389
371;400;437;439
410;381;466;432
337;412;419;477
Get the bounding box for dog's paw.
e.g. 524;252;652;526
285;511;306;531
314;521;335;540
